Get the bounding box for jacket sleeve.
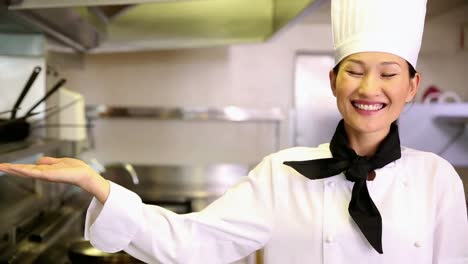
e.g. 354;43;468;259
84;156;275;264
432;161;468;264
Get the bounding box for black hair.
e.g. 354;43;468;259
332;60;417;79
407;62;417;78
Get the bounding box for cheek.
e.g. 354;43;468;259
386;84;412;107
335;77;355;98
334;88;352;115
335;88;350;105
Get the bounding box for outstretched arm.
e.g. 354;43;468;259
85;157;275;263
0;156;275;263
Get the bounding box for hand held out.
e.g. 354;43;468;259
0;157;110;203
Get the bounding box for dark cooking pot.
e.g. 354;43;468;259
68;240;144;264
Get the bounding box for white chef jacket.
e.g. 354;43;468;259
85;144;468;264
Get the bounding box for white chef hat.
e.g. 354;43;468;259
332;0;427;68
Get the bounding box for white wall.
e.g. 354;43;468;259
51;5;467;166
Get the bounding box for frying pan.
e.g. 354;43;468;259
68;240;144;264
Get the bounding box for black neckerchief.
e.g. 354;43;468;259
283;119;401;254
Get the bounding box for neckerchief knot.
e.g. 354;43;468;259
345;156;372;182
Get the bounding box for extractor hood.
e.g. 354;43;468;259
2;0;324;53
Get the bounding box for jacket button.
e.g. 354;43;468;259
414;241;422;248
401;178;408;187
327;181;336;188
325;235;334;243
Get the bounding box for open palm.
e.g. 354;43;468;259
0;157;92;185
0;157;110;202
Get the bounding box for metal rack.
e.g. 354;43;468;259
0;139;67;163
86;105;285;150
0;139;89;263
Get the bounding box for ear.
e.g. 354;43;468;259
405;72;421;102
329;69;337;97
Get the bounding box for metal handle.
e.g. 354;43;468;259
105;162;140;185
24;78;66;118
11;66;42;119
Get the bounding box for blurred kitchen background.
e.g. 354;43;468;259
0;0;467;263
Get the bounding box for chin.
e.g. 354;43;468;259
344;117;392;135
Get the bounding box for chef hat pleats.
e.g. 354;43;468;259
332;0;427;68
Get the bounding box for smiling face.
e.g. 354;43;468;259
330;52;420;138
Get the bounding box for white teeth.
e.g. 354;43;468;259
353;103;384;111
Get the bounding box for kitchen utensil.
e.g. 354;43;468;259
68;240;143;264
0;66;66;143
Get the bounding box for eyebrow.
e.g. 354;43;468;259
347;59;365;65
347;59;401;67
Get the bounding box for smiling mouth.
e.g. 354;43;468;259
352;101;387;111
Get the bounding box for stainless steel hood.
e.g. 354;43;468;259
3;0;324;53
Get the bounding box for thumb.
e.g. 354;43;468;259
37;156;61;165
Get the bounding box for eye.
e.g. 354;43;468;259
346;70;363;76
381;73;397;78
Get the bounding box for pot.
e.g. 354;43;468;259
68;240;144;264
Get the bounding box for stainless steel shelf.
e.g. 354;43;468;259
0;139;89;264
435;116;468;124
86;105;284;150
0;139;70;163
0;139;75;234
0;191;90;264
86;105;284;123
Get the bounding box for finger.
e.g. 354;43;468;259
11;166;63;183
37;156;61;165
0;163;24;174
0;165;38;179
0;163;9;171
8;164;44;178
0;163;20;176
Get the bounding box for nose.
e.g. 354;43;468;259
358;73;382;97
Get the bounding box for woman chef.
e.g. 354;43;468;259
0;0;467;263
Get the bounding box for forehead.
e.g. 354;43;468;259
341;52;406;66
